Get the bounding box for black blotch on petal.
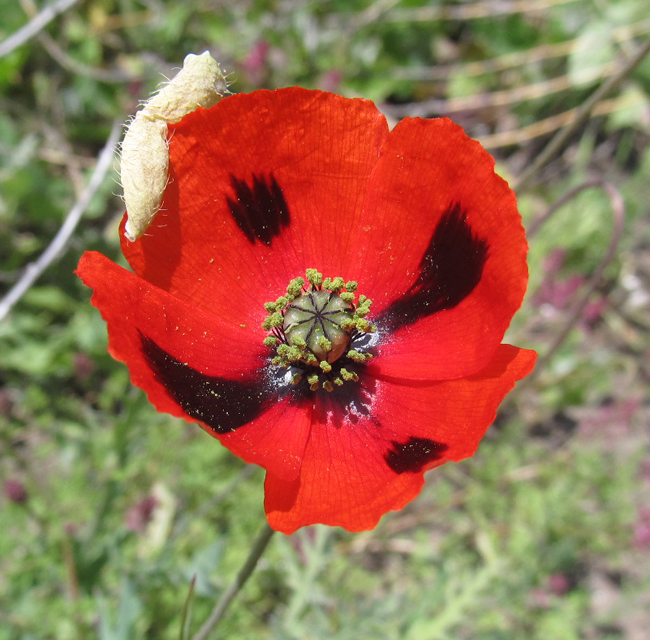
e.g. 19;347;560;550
378;203;488;331
385;437;449;474
226;173;290;246
140;333;273;434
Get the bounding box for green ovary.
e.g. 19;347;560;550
283;290;353;363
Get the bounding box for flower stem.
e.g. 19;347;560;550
191;522;276;640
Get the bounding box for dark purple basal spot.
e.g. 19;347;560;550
385;437;448;474
378;203;488;331
226;173;290;246
276;360;376;428
140;334;274;434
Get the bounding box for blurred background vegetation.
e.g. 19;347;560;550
1;0;649;638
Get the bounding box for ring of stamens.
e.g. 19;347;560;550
262;269;376;391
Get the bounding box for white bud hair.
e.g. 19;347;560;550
121;52;229;242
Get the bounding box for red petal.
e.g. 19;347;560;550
77;252;264;375
221;398;312;481
121;88;389;318
358;117;529;380
370;345;537;463
265;344;536;534
76;251;313;479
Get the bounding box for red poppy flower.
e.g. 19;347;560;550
77;88;536;535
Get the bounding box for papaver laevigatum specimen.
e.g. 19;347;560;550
77;87;537;535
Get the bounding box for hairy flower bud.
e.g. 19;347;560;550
121;52;229;242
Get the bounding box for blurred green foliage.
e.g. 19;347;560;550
1;0;650;638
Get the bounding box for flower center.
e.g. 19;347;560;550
262;269;376;392
283;290;352;363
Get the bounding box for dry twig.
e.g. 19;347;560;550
525;179;626;380
391;19;650;81
0;0;79;59
515;38;650;191
0;121;121;323
477;93;646;150
383;0;578;22
382;63;616;119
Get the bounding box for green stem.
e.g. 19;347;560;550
191;522;276;640
514;37;650;192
